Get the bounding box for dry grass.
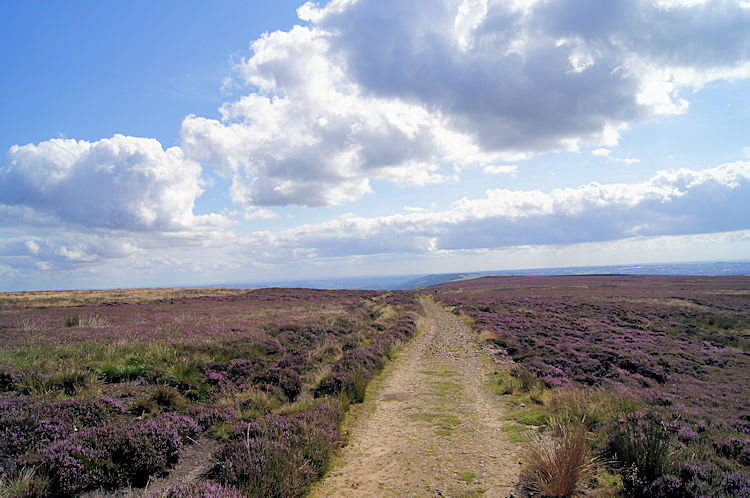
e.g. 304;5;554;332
521;424;594;497
0;287;252;308
477;329;501;344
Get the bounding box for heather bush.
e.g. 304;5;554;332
0;398;124;459
0;287;420;496
645;462;750;496
216;399;342;497
218;438;312;498
26;420;182;495
157;413;202;443
252;357;304;401
153;481;245;497
714;437;750;466
0;367;20;392
184;404;238;431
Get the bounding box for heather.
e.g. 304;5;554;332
0;287;419;495
437;276;750;495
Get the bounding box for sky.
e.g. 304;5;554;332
1;0;750;291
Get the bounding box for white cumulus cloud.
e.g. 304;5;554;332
179;0;750;207
0;134;227;232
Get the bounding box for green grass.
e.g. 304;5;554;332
502;424;533;443
510;408;549;427
427;380;461;397
421;370;458;377
459;471;476;482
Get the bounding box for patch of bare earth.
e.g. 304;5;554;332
311;297;521;497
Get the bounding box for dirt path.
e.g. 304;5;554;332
311;297;521;497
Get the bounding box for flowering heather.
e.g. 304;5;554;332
0;397;124;461
153;481;245;497
22;420;182;495
0;287;418;495
436;275;750;494
216;399;343;497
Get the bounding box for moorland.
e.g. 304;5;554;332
0;276;748;496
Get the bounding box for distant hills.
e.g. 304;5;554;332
223;260;750;291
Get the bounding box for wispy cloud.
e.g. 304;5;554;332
248;160;750;257
483;165;518;175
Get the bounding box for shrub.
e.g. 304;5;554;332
27;420;182;495
153;481;245;497
0;367;20;392
714;437;750;466
0;398;124;458
184;404;238;431
218;438;313;498
216;400;342;497
157;413;202;443
520;424;593;496
513;367;539;393
605;412;678;494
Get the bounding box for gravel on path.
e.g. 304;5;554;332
311;296;522;497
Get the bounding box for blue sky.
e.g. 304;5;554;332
1;0;750;291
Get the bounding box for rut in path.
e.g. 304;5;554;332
311;297;521;497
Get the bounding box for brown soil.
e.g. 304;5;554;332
311;297;522;497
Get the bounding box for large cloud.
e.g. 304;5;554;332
257;161;750;256
181;0;750;207
0;135;231;275
0;134;227;232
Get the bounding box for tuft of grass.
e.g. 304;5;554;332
97;361;145;383
512;366;539;393
15;317;44;332
477;329;501;344
242;391;281;418
0;467;49;497
547;386;608;431
50;367;96;395
605;412;678;493
521;424;594;497
78;314;110;328
346;370;369;404
64;314;80;327
219;388;282;419
131;385;187;415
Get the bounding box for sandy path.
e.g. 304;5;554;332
311;297;521;497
